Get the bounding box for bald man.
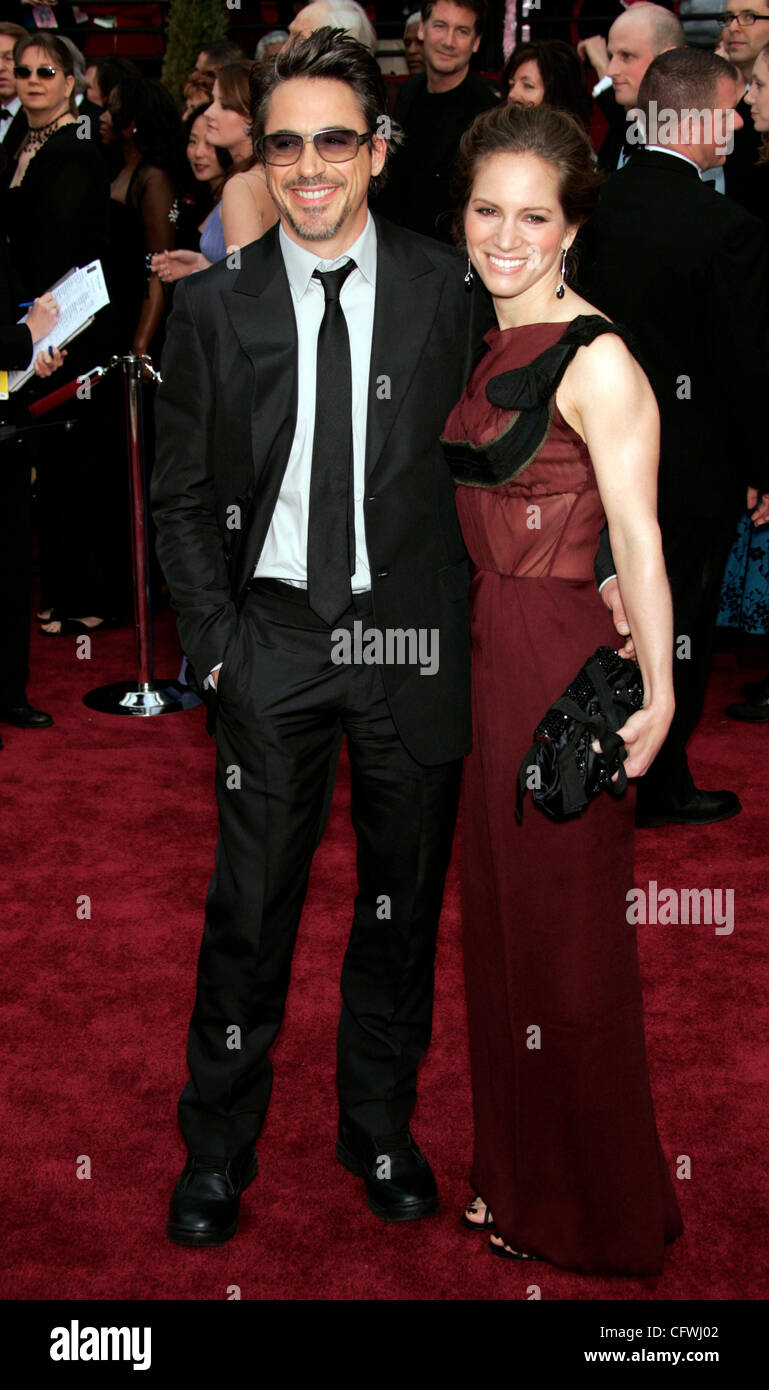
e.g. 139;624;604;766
587;4;686;172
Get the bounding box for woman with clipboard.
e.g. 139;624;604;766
2;30;123;638
0;237;68;743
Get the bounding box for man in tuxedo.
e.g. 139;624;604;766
0;22;26;154
717;0;769;214
578;46;769;826
151;27;493;1246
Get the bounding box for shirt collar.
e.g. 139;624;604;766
279;208;376;299
643;145;703;176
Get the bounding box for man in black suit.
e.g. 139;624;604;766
151;27;493;1246
717;0;769;216
0;21;26;158
578;46;769;826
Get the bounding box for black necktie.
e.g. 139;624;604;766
307;260;357;625
0;110;11;121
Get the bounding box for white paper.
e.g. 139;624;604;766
7;259;110;392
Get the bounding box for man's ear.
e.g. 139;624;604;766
472;33;481;55
370;134;388;178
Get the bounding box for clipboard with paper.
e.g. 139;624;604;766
5;259;110;394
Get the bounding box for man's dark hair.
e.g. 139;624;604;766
421;0;487;38
198;39;245;70
637;46;741;120
251;26;403;195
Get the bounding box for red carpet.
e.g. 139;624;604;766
2;608;767;1301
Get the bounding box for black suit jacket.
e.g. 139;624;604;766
596;96;632;174
724;94;765;220
576;148;769;529
151;213;495;764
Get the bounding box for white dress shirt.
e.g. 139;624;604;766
253;210;377;592
205;211;378;687
0;95;21;145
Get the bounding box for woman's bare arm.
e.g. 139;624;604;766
564;332;674;778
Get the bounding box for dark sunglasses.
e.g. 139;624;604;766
14;64;59;80
258;128;375;166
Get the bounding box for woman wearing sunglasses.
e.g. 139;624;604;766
153;62;277;285
3;33;121;639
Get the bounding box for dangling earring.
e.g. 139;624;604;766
555;247;567;299
464;255;474;290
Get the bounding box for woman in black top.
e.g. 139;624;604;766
4;32;123;636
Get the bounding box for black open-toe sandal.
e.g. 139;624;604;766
488;1234;540;1262
460;1196;496;1233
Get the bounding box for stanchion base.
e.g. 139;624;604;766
82;679;200;716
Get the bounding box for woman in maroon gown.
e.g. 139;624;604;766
441;104;683;1275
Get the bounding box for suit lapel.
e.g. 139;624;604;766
365;213;446;483
224;223;297;462
223;227;298;599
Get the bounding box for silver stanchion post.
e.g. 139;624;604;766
83;353;191;717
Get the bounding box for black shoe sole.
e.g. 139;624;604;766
166;1217;239;1247
636;802;742;828
166;1152;259;1247
335;1139;439;1222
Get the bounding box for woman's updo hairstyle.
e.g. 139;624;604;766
452;103;604;283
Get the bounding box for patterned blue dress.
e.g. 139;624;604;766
717;511;769;636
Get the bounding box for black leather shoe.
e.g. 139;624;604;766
727;686;769;721
167;1148;258;1247
0;702;53;728
336;1119;438;1222
636;788;742;828
739;674;769;704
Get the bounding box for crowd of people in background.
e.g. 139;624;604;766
0;0;768;744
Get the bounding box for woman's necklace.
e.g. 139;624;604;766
10;106;73;188
25;107;73;153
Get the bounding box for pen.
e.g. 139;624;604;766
49;345;54;358
19;301;33;308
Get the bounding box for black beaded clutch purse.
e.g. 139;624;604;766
515;647;644;823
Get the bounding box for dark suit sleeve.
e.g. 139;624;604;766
150;278;238;690
709;215;769;491
593;523;616;588
0;321;32;370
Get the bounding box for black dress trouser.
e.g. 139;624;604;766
178;579;463;1157
636;509;739;810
